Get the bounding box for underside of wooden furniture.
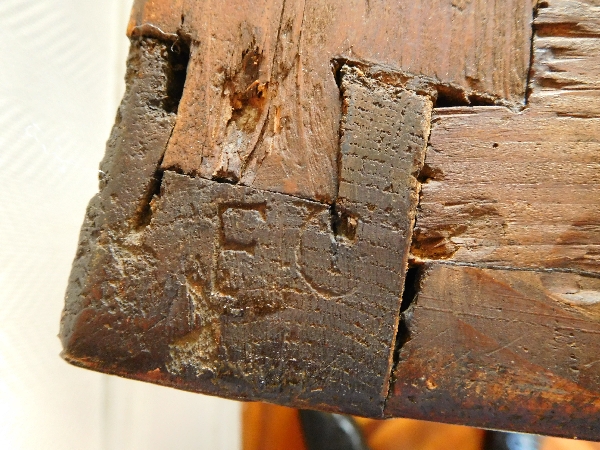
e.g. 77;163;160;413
60;0;600;440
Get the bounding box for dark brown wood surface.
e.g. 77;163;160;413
60;0;600;441
61;57;431;416
387;265;600;437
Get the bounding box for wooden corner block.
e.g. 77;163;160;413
60;41;431;416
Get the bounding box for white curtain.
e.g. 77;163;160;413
0;1;241;449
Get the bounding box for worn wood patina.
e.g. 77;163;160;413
60;0;600;441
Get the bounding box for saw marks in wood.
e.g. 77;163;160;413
128;0;533;202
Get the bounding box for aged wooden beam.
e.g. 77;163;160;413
61;60;431;416
60;0;600;441
385;0;600;441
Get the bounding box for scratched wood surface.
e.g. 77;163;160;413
412;0;600;274
61;56;431;416
386;265;600;438
127;0;532;202
60;0;600;441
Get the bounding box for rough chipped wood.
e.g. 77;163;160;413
127;0;532;202
385;264;600;441
61;37;179;374
412;0;600;276
60;61;431;416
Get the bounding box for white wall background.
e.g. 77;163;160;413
0;1;241;449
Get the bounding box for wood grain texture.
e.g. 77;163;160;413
126;0;532;202
412;0;600;275
390;2;600;439
385;264;600;441
60;61;431;416
412;106;600;274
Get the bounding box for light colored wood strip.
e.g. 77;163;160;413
415;107;600;273
530;0;600;111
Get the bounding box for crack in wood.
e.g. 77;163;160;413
332;58;524;111
114;35;548;414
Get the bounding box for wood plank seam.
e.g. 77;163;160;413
414;261;600;280
64;28;529;414
125;0;533;201
327;60;534;411
135;51;531;412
